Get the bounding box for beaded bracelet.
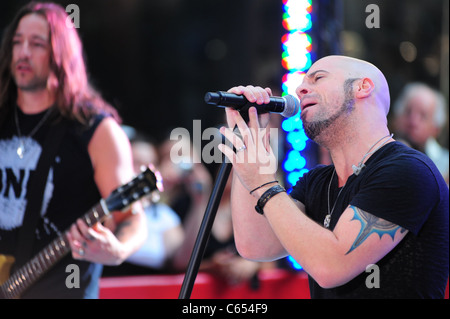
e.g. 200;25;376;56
249;180;278;195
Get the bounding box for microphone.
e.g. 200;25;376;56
205;91;300;118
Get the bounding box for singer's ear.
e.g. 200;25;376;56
355;78;375;99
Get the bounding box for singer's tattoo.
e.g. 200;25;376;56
346;205;406;254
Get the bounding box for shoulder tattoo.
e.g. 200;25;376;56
346;205;407;255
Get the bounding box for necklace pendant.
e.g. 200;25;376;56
17;142;25;159
324;214;331;228
352;163;366;176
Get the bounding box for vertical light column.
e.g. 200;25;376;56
281;0;314;272
281;0;313;188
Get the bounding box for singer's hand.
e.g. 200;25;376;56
225;85;272;129
219;105;277;195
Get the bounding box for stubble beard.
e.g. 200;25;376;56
14;73;47;92
302;78;358;146
11;60;48;92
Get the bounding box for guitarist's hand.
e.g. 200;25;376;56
67;219;125;265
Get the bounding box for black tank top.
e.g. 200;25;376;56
0;106;106;298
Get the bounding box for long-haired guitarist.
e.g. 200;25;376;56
0;2;147;298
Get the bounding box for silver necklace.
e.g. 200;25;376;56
14;105;53;159
351;134;394;176
324;133;393;228
324;169;344;228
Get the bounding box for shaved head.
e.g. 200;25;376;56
296;55;392;147
310;56;391;115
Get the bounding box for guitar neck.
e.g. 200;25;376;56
0;201;109;299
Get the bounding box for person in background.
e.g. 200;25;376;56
157;133;212;269
172;168;274;286
102;130;184;276
157;133;213;225
392;82;449;184
0;2;146;298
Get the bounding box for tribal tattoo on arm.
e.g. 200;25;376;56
346;205;407;254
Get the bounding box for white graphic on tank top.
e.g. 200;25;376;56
0;136;54;231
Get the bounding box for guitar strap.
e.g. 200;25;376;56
13;116;68;271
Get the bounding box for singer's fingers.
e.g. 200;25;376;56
224;108;251;147
258;87;272;104
247;107;261;134
228;85;271;105
248;107;273;155
227;86;258;105
218;143;236;165
224;105;255;150
220;126;246;153
246;85;270;105
225;107;238;129
248;107;272;149
227;86;252;102
232;108;255;149
263;128;271;153
227;85;255;101
264;87;273;97
218;128;239;164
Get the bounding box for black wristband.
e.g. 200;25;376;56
255;185;286;215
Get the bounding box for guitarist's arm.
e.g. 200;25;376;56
67;117;147;265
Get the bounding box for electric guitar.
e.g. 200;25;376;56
0;167;162;299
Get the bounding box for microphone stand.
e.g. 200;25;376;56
178;158;232;299
178;117;247;299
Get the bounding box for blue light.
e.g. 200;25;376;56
281;118;295;132
281;114;303;132
287;255;303;270
287;130;308;151
281;0;313;276
286;169;309;186
284;150;306;171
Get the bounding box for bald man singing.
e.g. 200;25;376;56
219;56;449;298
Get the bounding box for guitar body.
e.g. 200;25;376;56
0;167;160;299
0;255;15;286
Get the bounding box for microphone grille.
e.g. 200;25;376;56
281;95;300;118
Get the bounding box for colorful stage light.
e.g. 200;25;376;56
282;0;314;272
281;0;313;191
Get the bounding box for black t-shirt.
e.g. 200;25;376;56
290;141;449;298
0;106;106;298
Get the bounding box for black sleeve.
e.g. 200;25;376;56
289;164;328;204
288;164;332;224
349;156;440;235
